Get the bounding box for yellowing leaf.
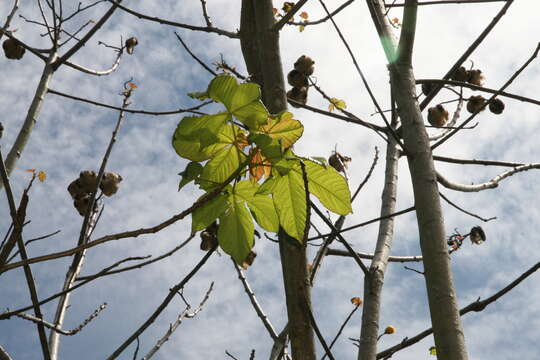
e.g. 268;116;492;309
25;169;36;173
299;11;308;20
350;297;363;306
429;346;437;356
384;325;396;334
299;25;305;32
260;112;304;150
328;98;347;112
249;149;271;183
282;2;294;13
128;82;138;89
37;171;46;182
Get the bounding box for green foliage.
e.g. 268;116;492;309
172;75;352;264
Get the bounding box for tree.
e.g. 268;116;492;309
1;1;540;359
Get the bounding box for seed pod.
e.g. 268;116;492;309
242;250;257;269
427;104;449;128
78;170;98;193
287;87;308;107
73;194;94;216
466;95;486;114
67;178;85;200
451;66;469;82
488;98;505;114
328;153;344;173
421;82;433;96
470;226;486;244
200;230;218;251
125;37;138;55
467;69;485;86
100;172;123;197
294;55;315;76
287;69;308;88
3;38;25;60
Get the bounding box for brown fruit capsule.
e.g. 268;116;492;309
469;226;486;244
488;98;505;114
466;95;486;114
125;37;138;55
451;66;469;82
294;55;315;76
73;194;95;216
287;69;308;88
3;38;25;60
467;69;485;86
242;250;257;269
68;178;85;200
421;82;433;96
100;172;123;197
287;87;308;107
200;230;218;251
328;153;344;173
79;170;98;193
427;104;449;128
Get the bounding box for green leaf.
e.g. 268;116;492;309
249;133;282;163
208;75;269;129
187;91;209;100
191;193;229;232
178;162;203;191
261;112;304;149
272;164;307;242
199;123;247;185
302;160;352;215
256;176;279;195
235;181;279;232
172;113;229;162
218;194;254;264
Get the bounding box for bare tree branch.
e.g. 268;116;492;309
439;192;497;222
326;248;423;262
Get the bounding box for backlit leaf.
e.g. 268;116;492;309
178;162;203;191
218;194;254;264
235;180;279;232
260;111;304;149
37;171;46;182
191;193;229;232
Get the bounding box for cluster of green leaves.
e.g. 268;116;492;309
173;75;352;264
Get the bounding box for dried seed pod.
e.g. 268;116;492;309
294;55;315;76
421;82;433;96
470;226;486;244
488;98;505;115
328;152;351;174
467;69;485;86
451;66;469;82
242;250;257;269
100;172;123;197
125;37;138;55
466;95;487;114
287;87;308;107
78;170;98;193
67;178;85;200
3;38;25;60
287;69;308;88
200;230;218;251
73;194;97;216
427;104;449;128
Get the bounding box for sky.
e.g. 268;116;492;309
1;0;540;359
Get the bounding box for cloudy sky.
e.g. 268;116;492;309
1;0;539;359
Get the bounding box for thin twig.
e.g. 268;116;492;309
233;261;278;340
105;248;216;360
174;32;217;76
439;192;496;222
377;261;540;358
273;0;309;31
321;305;361;360
290;0;355;27
326;248;423;262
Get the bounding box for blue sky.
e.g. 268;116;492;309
1;1;540;359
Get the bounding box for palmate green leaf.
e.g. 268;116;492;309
200;124;247;185
208;75;269;129
218;194;254;264
272;163;307;242
234;180;279;232
261;111;304;149
178;162;203;191
302;159;352;215
191;193;229;232
172;112;230;162
249;133;282;163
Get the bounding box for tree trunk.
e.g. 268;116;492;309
358;137;399;360
366;1;469;358
240;1;316;359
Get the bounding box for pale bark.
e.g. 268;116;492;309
358;138;399;360
365;0;468;358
